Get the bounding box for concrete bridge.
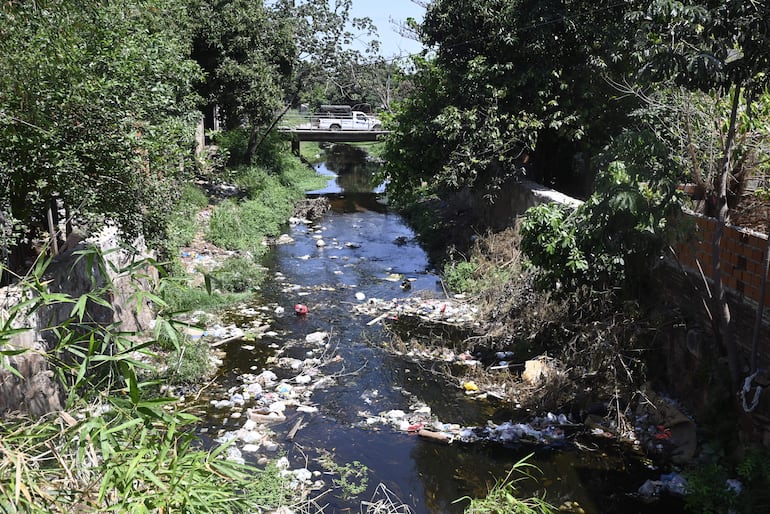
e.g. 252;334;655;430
278;128;389;155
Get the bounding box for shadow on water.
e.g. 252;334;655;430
199;144;685;513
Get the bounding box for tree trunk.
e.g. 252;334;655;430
712;84;742;390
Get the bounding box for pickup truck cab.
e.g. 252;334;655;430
314;111;382;131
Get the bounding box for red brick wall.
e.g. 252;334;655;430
674;213;770;307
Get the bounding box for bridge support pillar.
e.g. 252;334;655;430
291;138;300;156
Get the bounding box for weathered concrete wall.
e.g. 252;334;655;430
1;228;157;417
449;178;583;232
0;288;64;416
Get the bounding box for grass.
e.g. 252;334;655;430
167;184;210;250
163;340;214;384
162;133;326;314
0;254;291;513
456;454;555;514
442;227;522;295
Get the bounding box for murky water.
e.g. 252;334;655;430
198;145;684;514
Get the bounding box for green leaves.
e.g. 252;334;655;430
521;141;683;296
0;246;285;512
1;0;200;263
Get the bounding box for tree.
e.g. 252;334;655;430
383;0;641;207
190;0;292;132
191;0;380;164
629;0;770;388
0;0;201;277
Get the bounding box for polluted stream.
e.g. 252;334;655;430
192;145;684;514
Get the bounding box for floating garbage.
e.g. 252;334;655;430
305;331;327;344
294;304;308;315
637;472;688;499
353;296;479;327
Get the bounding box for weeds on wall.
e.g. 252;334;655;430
0;249;289;512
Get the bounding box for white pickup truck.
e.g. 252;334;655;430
313;111;382;131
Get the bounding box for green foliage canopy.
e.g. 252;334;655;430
383;0;640;205
0;0;201;261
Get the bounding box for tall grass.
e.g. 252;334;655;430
456;454;555;514
0;250;290;512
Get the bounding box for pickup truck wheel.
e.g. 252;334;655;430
330;124;341;131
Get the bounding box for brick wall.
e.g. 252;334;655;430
673;213;770;308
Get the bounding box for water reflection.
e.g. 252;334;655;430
308;144;384;194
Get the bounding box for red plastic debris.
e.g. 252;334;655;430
294;304;308;315
407;422;424;433
654;425;672;440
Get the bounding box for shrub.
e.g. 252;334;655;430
167;184;210;250
456;454;555;514
520;145;684;296
210;255;265;293
164;340;214;384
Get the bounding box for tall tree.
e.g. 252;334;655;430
383;0;640;206
190;0;379;164
630;0;770;388
0;0;201;276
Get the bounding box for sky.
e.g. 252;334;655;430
348;0;425;58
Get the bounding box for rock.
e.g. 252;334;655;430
242;444;260;453
355;292;366;301
263;441;280;452
316;239;326;248
275;234;294;245
240;430;262;444
226;447;244;465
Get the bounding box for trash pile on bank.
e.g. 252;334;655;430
209;340;335;492
352;296;480;328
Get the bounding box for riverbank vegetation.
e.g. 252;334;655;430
4;0;770;511
382;1;770;511
0;0;380;510
0;252;291;511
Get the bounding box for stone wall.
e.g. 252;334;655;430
1;229;156;417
